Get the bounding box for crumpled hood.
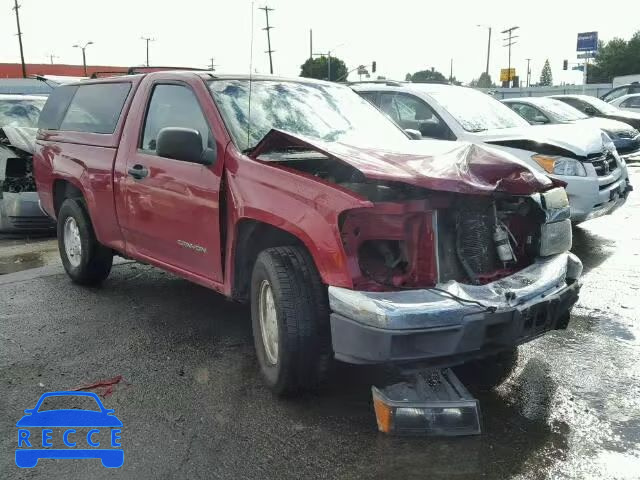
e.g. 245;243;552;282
250;129;553;195
0;126;37;154
474;123;604;157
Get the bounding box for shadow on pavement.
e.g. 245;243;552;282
571;226;615;275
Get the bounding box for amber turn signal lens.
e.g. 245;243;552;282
373;395;393;433
531;154;557;173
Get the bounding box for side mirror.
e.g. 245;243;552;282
156;127;207;164
404;128;422;140
584;106;597;116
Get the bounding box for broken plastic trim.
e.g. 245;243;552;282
372;368;481;436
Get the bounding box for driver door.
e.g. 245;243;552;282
119;81;223;283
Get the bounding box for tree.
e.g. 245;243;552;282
587;31;640;83
405;73;412;81
300;56;348;82
539;59;553;86
469;72;495;88
407;68;447;83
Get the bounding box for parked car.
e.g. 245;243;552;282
0;94;56;233
352;82;632;223
550;94;640;131
601;82;640;103
609;93;640;113
502;96;640;158
34;72;581;395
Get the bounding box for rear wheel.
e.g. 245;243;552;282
57;198;113;286
454;347;519;391
251;246;332;396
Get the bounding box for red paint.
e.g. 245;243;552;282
34;71;554;296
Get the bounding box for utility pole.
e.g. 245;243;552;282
449;58;453;84
12;0;27;78
207;57;217;71
477;25;492;76
141;36;155;67
48;54;59;65
525;58;531;87
501;26;519;88
309;29;313;62
259;6;274;74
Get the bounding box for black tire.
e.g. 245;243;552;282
57;198;113;286
454;347;519;391
250;246;332;396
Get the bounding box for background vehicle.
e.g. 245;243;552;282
609;93;640;113
33;72;581;395
0;94;55;233
601;81;640;102
550;94;640;130
503;97;640;158
353;82;632;223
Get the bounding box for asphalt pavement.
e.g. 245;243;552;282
1;167;639;479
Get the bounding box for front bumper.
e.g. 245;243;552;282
329;252;582;365
0;192;55;233
557;166;632;223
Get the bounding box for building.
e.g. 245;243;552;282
0;63;129;78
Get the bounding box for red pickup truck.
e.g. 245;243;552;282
34;72;582;395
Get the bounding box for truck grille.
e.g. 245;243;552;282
590;152;618;177
8;216;56;230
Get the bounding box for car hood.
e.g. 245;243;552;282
250;129;553;196
16;409;123;427
472;123;604;157
0;126;37;155
577;117;636;134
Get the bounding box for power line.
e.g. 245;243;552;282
501;26;519;87
12;0;26;78
259;6;275;74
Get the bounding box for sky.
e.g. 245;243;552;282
1;0;638;85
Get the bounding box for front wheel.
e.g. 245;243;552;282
57;198;113;286
251;246;332;396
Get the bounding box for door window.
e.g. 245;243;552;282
509;103;549;123
379;93;452;140
620;96;640;108
141;84;212;153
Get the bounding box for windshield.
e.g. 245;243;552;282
429;88;529;131
581;95;620;114
535;98;588;121
0;98;46;128
209;79;408;151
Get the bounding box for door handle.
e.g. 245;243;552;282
128;164;149;180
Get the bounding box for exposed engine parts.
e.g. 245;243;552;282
1;128;37;194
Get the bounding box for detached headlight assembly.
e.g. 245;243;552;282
531;155;587;177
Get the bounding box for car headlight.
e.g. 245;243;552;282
602;129;616;140
531;155;587;176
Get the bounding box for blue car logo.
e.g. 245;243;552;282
15;391;123;468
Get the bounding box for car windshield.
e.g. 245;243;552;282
534;98;589;121
429;88;529;131
37;395;102;412
581;96;620;114
209;79;408;152
0;98;46;128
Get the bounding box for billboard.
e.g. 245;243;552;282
577;32;598;52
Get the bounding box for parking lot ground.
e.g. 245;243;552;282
1;167;639;479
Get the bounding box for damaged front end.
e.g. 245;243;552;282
251;130;582;366
0;126;55;232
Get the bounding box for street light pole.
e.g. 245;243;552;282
141;37;155;67
525;58;531;87
73;41;93;76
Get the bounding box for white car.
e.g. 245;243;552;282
351;82;632;224
609;93;640;113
